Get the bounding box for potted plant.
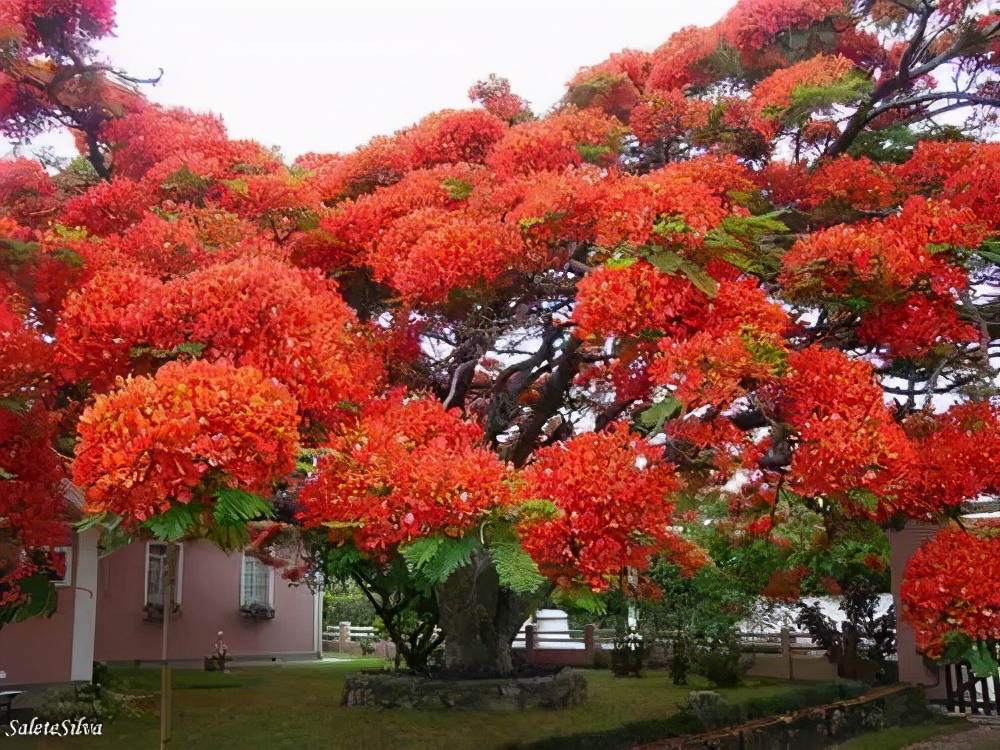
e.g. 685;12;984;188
204;631;230;672
611;624;649;677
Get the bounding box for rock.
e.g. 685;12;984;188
340;669;588;710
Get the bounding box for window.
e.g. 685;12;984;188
240;554;273;608
145;543;183;607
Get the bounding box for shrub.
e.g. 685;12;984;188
696;638;753;688
741;680;866;721
679;690;742;731
35;675;142;724
324;586;376;626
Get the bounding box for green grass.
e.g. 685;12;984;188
834;718;973;750
1;661;839;750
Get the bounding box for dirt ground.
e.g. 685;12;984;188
903;723;1000;750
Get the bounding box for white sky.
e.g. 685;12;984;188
9;0;739;161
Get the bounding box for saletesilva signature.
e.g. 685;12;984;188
4;718;104;737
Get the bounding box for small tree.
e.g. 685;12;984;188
73;359;300;748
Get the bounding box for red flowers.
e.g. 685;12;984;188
517;424;702;590
297;391;511;552
73;359;300;524
901;527;1000;660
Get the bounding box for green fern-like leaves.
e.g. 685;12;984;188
551;586;607;615
402;534;480;586
491;542;546;593
143;503;199;542
213;488;274;526
783;72;874;126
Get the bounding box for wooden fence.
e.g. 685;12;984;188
941;662;1000;715
322;622;392;657
736;629;839;681
321;621;841;680
516;625;597;667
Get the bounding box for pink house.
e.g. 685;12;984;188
0;528;100;687
888;522;947;702
93;539;321;664
0;534;321;689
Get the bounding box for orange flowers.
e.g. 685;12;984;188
297;391;511;552
517;424;699;590
901;528;1000;660
73;359;300;523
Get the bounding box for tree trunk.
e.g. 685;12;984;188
159;541;178;750
436;553;544;677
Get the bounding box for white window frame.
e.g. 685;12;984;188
240;554;274;608
51;546;73;588
144;542;184;607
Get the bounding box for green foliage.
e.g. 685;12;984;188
510;680;867;750
652;216;692;239
679;691;742;731
704;212;788;278
642;245;718;298
713;212;788;243
138;489;272;550
52;155;101;190
128;341;206;361
551;586;609;617
642;558;756;686
401;533;480;587
696;638;751;688
565;72;625;109
35;678;142;725
212;489;274;527
142;503;199;542
309;535;443;671
516;498;559;519
741;680;867;720
637;396;683;435
741;333;787;375
491;542;547;594
940;633;1000;678
970;238;1000;265
576;143;612;164
692;41;744;82
782;72;875;125
691;495;891;597
0;570;58;629
442;177;473;200
847;124;918;164
604;255;638;270
0;236;39;265
0;397;29;416
323;582;377;626
162;165;215;196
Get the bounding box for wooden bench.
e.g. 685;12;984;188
0;690;24;717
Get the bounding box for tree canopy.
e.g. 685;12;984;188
3;0;1000;673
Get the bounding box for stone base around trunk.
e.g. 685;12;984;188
341;668;588;710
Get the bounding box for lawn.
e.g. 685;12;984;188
2;659;813;750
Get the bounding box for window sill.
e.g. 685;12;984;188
239;605;275;621
144;603;182;621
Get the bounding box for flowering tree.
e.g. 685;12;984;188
3;0;1000;678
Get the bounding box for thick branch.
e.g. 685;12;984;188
504;336;582;467
826;12;1000;157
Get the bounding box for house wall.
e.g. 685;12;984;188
888;522;947;701
93;540;318;664
0;533;92;687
